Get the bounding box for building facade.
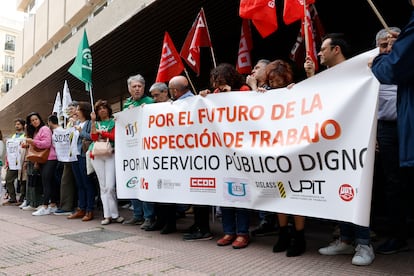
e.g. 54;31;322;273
0;17;22;96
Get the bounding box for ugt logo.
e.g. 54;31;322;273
140;177;149;190
125;121;138;137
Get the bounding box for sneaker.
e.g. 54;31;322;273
48;206;58;213
53;209;73;216
352;244;375;266
22;205;36;211
140;218;154;230
121;202;131;209
101;218;111;225
318;239;354;255
376;238;410;255
32;207;51;216
183;229;213;241
18;200;28;209
113;216;125;223
251;221;279;237
128;205;134;211
122;217;144;225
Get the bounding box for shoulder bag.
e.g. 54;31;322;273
26;145;50;164
92;138;113;157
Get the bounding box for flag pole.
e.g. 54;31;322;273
184;69;198;95
303;0;309;55
88;85;94;107
366;0;390;32
210;47;217;68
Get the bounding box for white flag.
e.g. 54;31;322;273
52;91;62;116
61;80;72;118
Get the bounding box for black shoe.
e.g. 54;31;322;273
122;217;144;225
376;238;410;255
183;224;198;234
160;224;177;234
286;237;306;257
273;227;291;253
145;221;164;231
183;229;213;241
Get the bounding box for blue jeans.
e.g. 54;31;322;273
340;222;370;245
131;199;155;219
72;156;96;212
221;207;250;235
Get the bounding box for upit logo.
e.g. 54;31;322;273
190;177;216;188
125;121;138;137
339;184;354;202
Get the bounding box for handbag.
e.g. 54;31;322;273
82;138;92;153
26;145;50;164
92;138;113;157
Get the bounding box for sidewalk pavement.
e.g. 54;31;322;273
1;203;414;275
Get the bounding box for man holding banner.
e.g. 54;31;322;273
306;33;375;266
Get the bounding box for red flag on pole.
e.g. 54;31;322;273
156;32;184;83
239;0;277;38
236;19;253;74
303;5;318;71
289;4;324;71
180;8;213;76
283;0;315;25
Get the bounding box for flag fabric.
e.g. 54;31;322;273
283;0;315;25
180;8;213;75
52;91;62;116
289;4;324;72
156;32;184;82
236;19;253;74
68;29;92;92
303;4;318;71
239;0;277;38
61;80;72;119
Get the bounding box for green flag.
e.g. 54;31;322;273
68;30;92;91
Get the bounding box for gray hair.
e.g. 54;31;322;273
149;82;168;92
257;59;270;65
375;27;401;45
127;74;145;87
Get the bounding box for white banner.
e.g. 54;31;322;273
53;127;79;162
115;49;379;226
6;138;25;170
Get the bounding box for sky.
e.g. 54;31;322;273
0;0;25;21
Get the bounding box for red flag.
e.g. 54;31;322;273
303;5;318;71
239;0;277;38
180;8;212;75
236;19;253;74
290;4;324;72
156;32;184;83
283;0;315;25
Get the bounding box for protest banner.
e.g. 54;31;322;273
115;49;379;226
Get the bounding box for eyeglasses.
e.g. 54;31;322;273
320;45;335;52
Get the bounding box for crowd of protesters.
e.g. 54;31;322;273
2;6;414;266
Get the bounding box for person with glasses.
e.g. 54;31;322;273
306;33;375;266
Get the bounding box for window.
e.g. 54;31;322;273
5;35;16;51
4;56;14;72
2;78;13;92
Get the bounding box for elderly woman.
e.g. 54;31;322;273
90;99;124;225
